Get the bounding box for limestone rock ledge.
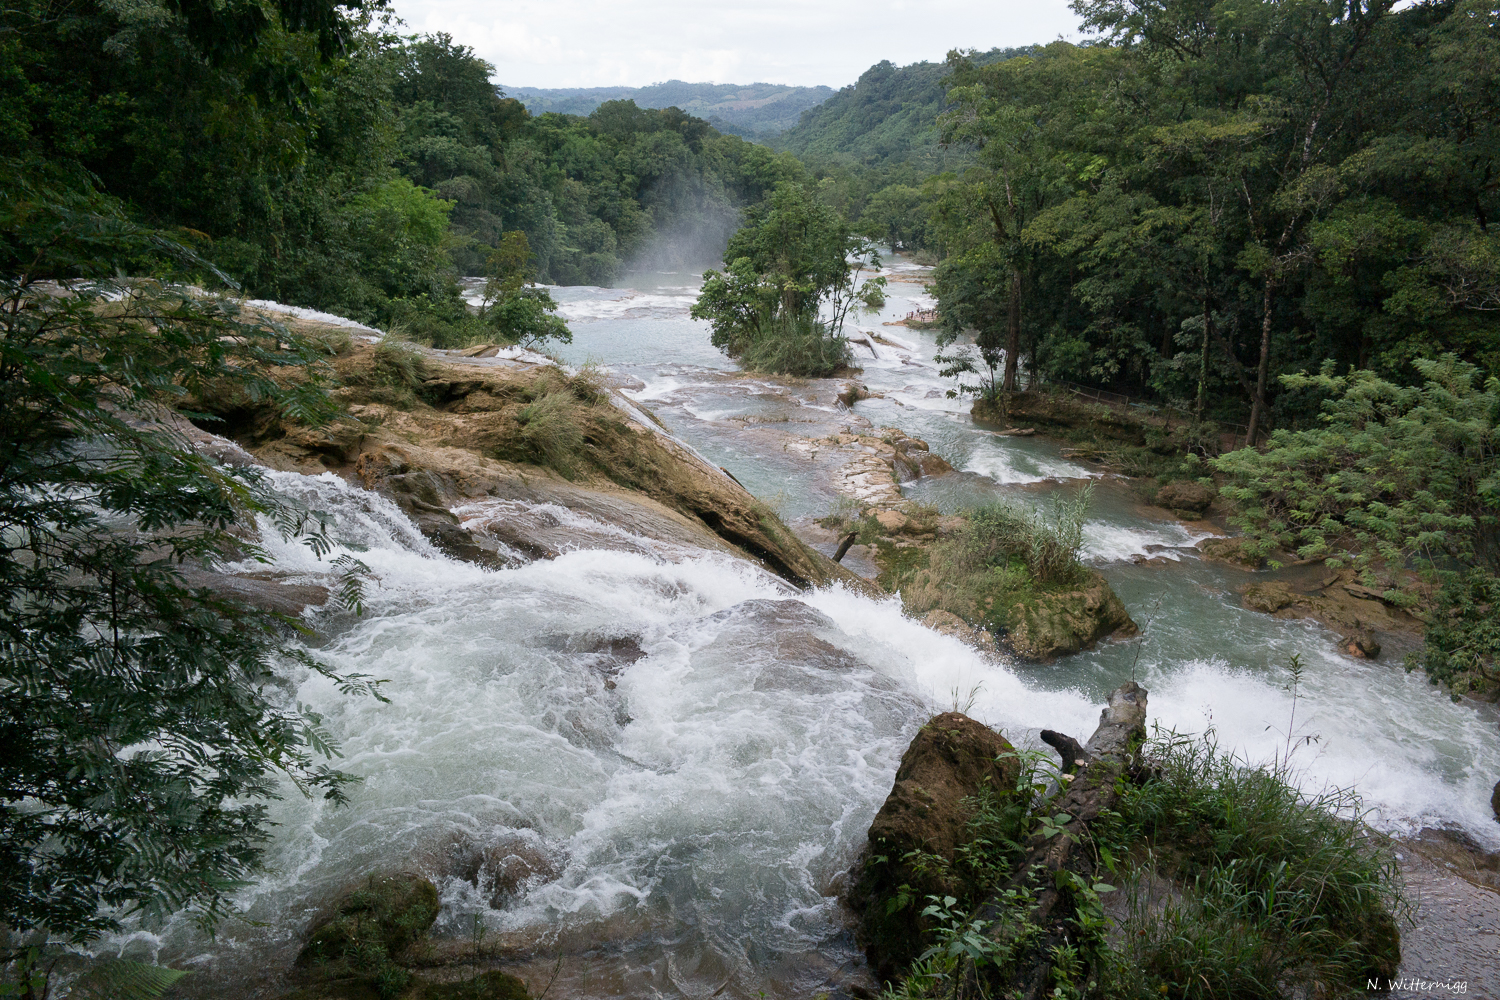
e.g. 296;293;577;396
193;339;871;594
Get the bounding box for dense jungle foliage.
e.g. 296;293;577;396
878;0;1499;442
3;1;805;347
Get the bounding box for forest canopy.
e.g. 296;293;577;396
2;4;806;347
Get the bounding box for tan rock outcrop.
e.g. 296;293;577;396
198;341;872;592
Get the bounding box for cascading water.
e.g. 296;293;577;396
136;261;1498;996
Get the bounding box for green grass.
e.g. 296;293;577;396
1095;728;1402;999
877;730;1403;1000
737;314;853;378
892;488;1092;634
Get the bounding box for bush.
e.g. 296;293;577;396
738;313;854;377
879;729;1403;1000
964;484;1092;585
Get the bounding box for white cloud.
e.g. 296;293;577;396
388;0;1083;89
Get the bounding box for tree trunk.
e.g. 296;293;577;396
1197;299;1212;420
958;682;1149;1000
1245;276;1274;448
1003;268;1021;392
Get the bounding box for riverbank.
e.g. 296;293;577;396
969;390;1454;681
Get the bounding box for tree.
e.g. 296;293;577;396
1213;355;1499;685
476;231;572;348
0;169;382;969
691;184;883;377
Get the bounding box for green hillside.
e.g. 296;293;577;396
502;80;834;139
774;48;1031;170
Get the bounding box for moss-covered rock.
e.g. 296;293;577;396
1196;536;1263;569
1156;480;1214;515
1006;570;1139;660
849;713;1018;978
298;874;441;968
295;873;440;999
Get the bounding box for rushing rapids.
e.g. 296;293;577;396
128;258;1499;998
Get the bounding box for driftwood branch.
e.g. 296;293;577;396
960;682;1148;1000
1038;730;1092;774
833;531;859;563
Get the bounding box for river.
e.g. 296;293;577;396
141;258;1499;998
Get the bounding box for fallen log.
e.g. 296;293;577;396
959;682;1148;1000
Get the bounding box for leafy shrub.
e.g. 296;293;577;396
738;313;854;377
1405;568;1500;693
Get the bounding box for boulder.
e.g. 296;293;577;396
1243;581;1295;614
297;873;440;973
1156;480;1214;515
838;382;872;408
919;609;996;654
851;713;1018;977
874;509;909;533
1196;536;1263;569
1493;780;1500;824
1343;631;1381;659
1007;571;1139;661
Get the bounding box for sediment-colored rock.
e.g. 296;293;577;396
1156;480;1214;515
1007;570;1139;661
1196;536;1263;569
198;340;868;592
851;713;1018;977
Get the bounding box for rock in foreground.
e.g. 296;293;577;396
848;712;1018;977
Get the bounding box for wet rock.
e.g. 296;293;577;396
1237;569;1421;651
919;609;996;654
1344;631;1381;659
1007;571;1139;661
1195;536;1262;569
216;340;870;593
1243;581;1295;614
178;567;330;617
1156;480;1214;515
297;873;441;970
1493;781;1500;824
850;713;1018;976
838;382;872;408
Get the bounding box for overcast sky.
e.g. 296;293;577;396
387;0;1085;90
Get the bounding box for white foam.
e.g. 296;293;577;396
1083;520;1214;563
240;300;383;334
963;443;1097;485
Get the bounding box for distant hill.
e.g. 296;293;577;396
774;48;1034;170
500;81;835;140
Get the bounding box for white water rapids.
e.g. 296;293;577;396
126;262;1499;997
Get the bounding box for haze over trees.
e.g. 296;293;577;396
503;81;835;140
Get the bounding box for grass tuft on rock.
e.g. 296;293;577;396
1096;728;1403;998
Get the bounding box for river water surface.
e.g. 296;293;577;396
144;260;1500;997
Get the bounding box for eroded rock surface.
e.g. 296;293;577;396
196;340;867;592
849;713;1017;977
1007;570;1139;661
